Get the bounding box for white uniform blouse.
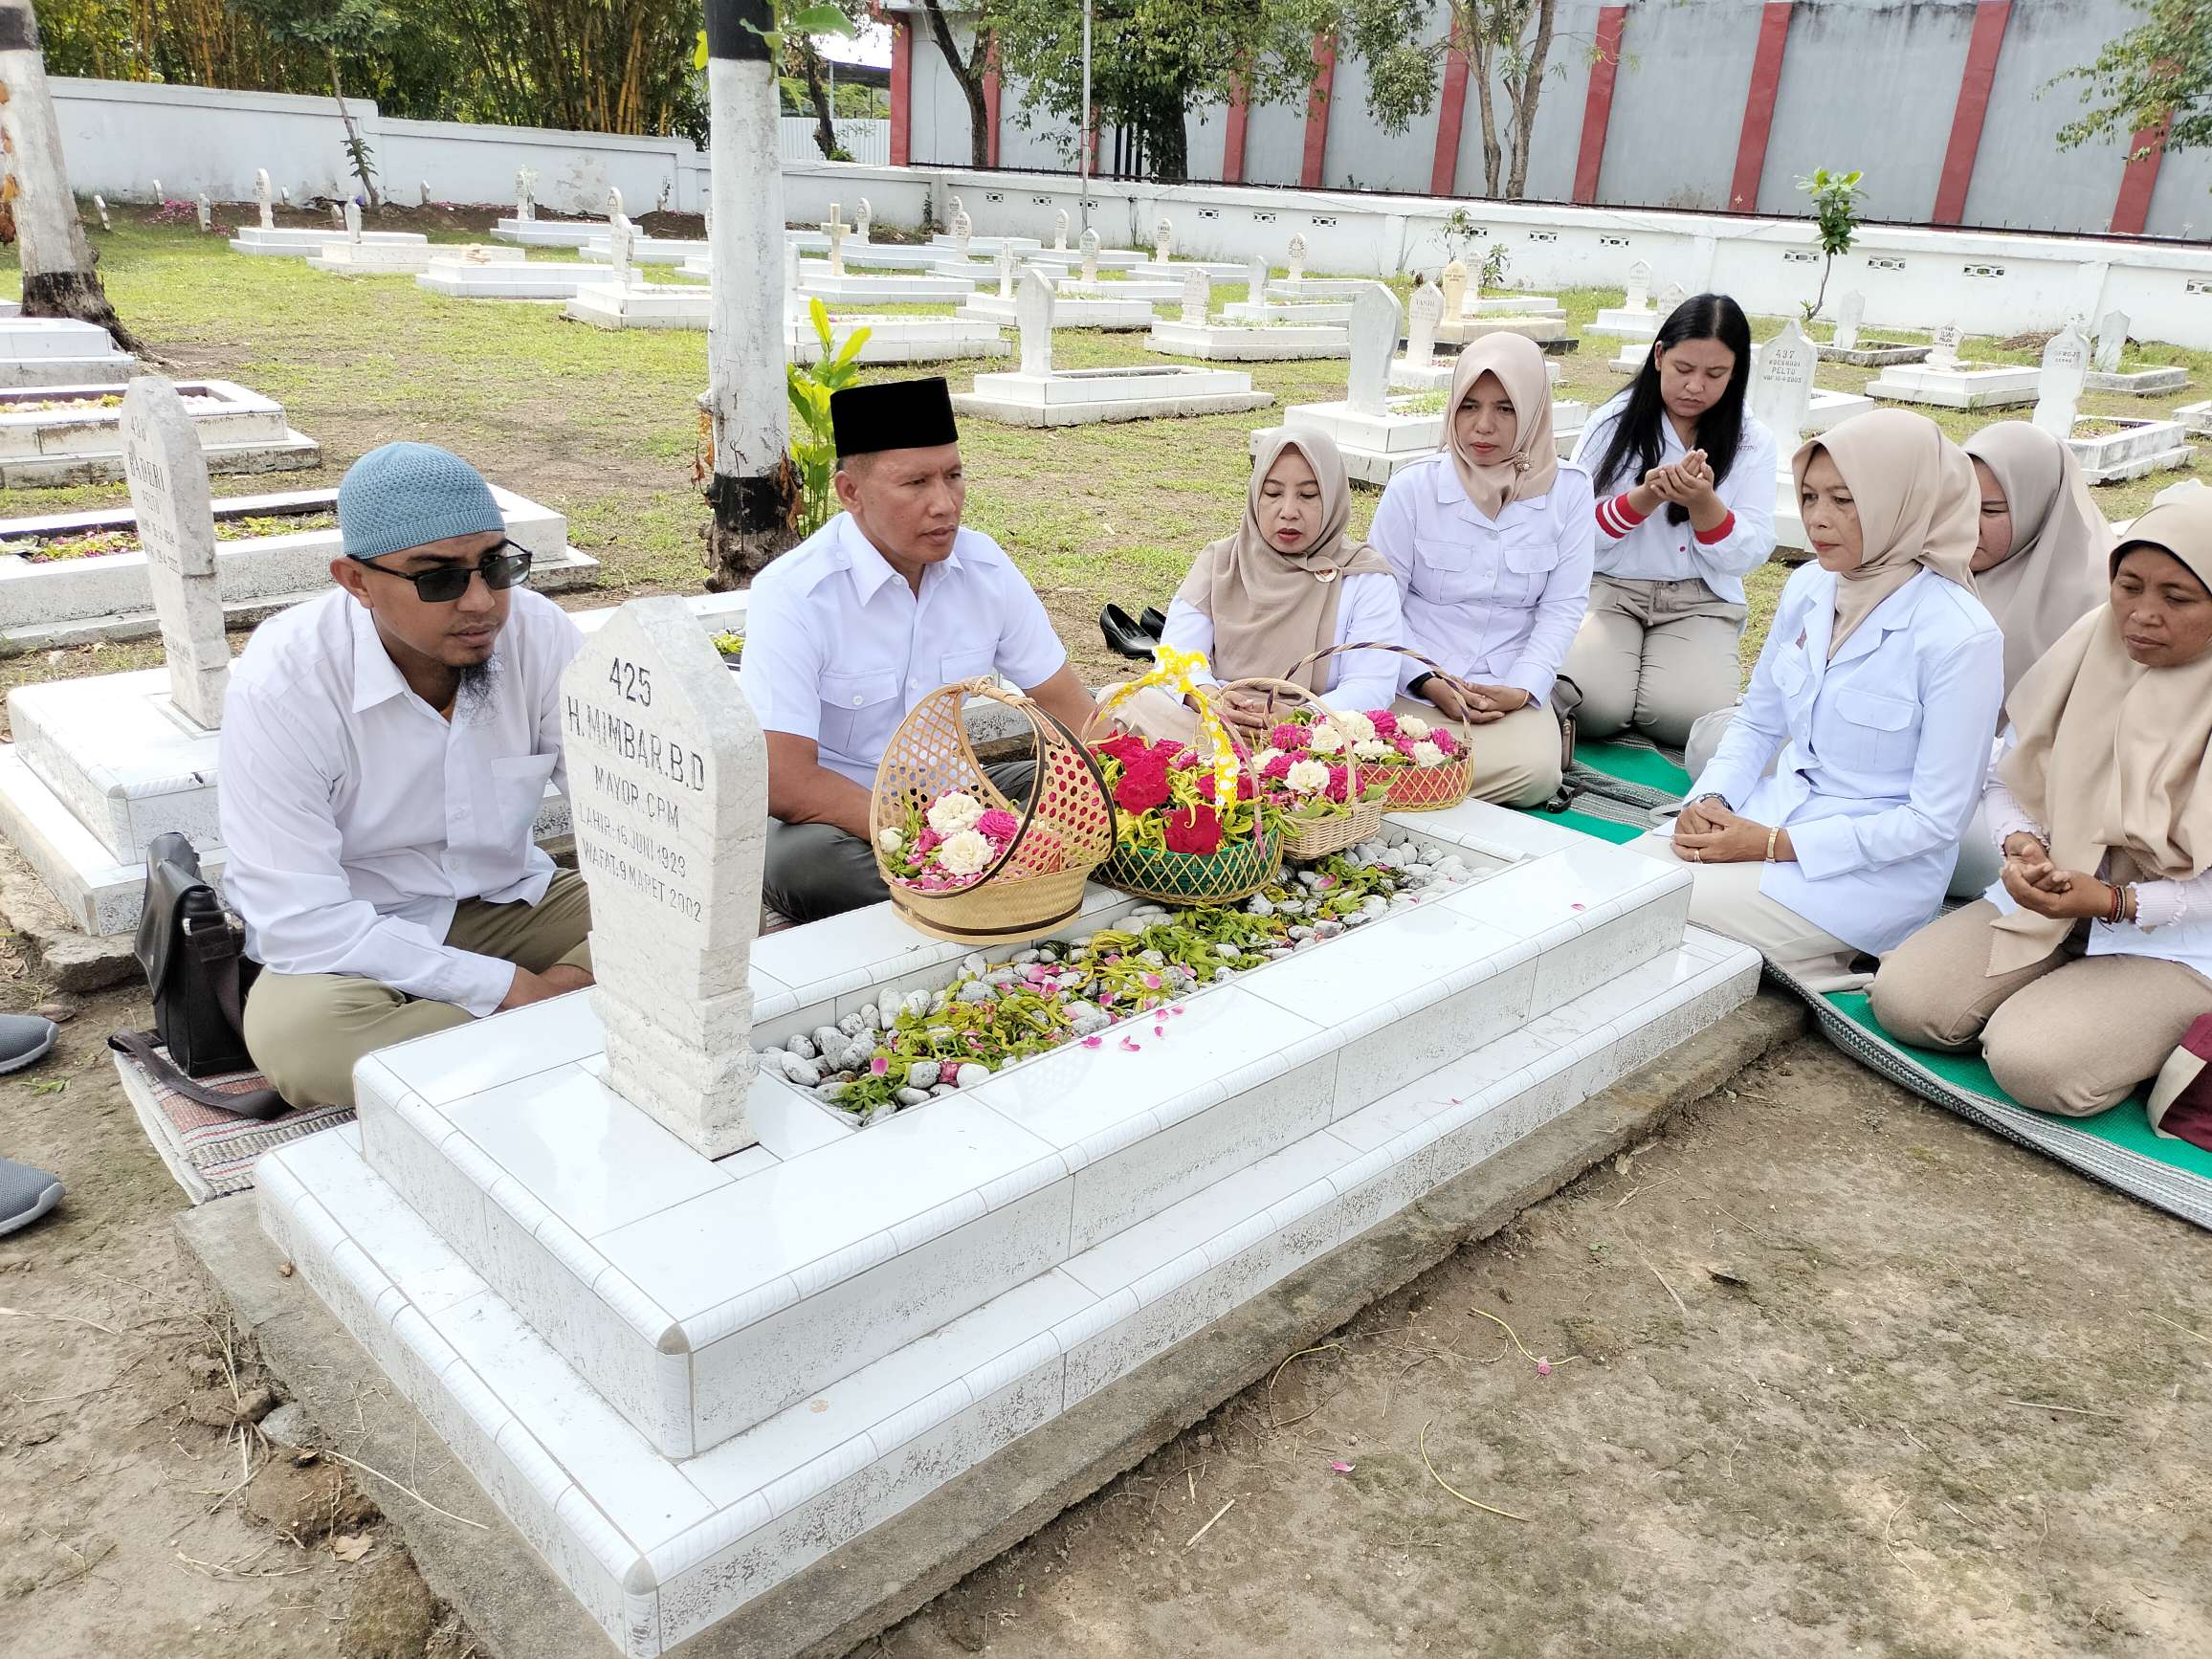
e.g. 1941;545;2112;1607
740;511;1068;788
1691;564;2004;955
1572;400;1780;604
1160;571;1405;715
1368;453;1596;704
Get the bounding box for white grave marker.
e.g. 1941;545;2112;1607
196;195;212;232
150;178;163;205
1180;267;1210;325
854;198;872;242
94;195;110;232
343;199;363;243
419;180;431;208
2033;322;2090;438
607;212;634;283
784;242;803;319
330;203;344;228
561;598;768;1159
1017;268;1054;378
279;187;291;207
1287;233;1308;282
996;242;1018;300
952;206;973;257
1079;226;1099;284
1439;259;1469;320
1053;209;1070;252
1244;254;1271;318
1833;290;1865;352
254;169;274;231
2094;309;2129;374
122;378;230;730
1929;324;1963;370
1156;215;1175;262
516;168;538;222
608;185;625;222
1625;259;1652;312
822;203;850;276
1656;280;1686;316
1406;280;1444;364
1750;319;1815;452
1345;283;1402;418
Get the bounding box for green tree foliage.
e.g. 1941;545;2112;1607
1339;0;1564;198
1794;166;1863;321
2049;0;2211;162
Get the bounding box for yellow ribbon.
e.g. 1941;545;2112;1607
1095;644;1244;815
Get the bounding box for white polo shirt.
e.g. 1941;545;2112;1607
740;511;1068;787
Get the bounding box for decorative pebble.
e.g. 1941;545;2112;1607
836;1043;874;1073
837;1012;869;1039
962;953;987;977
782;1055;823;1087
815;1081;852;1103
785;1034;817;1060
859;1003;882;1030
955;1063;991;1089
957;981;996;1004
810;1025;844;1054
901;989;931;1020
906;1060;941;1089
928;1083;958;1097
1315;919;1344;939
1289;924;1316;940
1011;948;1040;965
895;1087;932;1106
1246;895;1274;917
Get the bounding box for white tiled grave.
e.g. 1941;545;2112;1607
1270;396;1445;485
309;239;487;276
796;266;978;305
0;380;319;488
417;255;631;302
2067;415;2196;486
1463;293;1566;319
563;282;711;331
1223;299;1355;325
1126;259;1250;282
0;589;752;936
253;802;1756;1654
1271;277;1387;301
790;318;1008;366
1866;360;2039;410
0;317;133;387
952;364;1271;429
1435;314;1571;351
0;483;597;653
229;225;428;258
2179;400;2212;439
492;218;603;249
1023;245;1146;273
1146;320;1349;362
2085;364;2191;397
1049;276;1185;304
581;235;707;267
958;292;1155;331
1817;339;1929;367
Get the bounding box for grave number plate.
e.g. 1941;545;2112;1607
609;658;653;707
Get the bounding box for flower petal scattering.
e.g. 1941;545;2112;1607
759;837;1474;1124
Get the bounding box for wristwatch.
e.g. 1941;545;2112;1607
1406;672;1435;699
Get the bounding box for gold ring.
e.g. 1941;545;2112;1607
1689;848;1702;863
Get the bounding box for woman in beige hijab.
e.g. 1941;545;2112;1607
1366;332;1596;807
1872;483;2212;1120
1634;409;2005;990
1121;428;1401;743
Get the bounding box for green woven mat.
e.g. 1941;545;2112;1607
1573;736;1693;799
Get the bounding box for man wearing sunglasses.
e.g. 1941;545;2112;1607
217;442;595;1110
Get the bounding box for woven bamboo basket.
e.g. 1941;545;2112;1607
873;677;1117;943
1287;642;1477;813
1219;675;1383;861
1093;674;1283;906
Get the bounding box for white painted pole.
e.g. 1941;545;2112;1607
1079;0;1093;236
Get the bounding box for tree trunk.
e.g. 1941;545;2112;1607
0;0;141;351
1454;5;1504;196
919;1;992;169
326;48;382;209
703;0;802;586
794;37;839;159
1503;0;1557;198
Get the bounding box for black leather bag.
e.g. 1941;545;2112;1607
111;832;286;1119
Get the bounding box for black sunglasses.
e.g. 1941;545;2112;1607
355;539;534;604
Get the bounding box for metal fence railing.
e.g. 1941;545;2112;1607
779;117;890;167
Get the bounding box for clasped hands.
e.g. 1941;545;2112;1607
1998;832;2120;921
1629;450;1720;520
1670;796;1788;864
1420;675;1529;726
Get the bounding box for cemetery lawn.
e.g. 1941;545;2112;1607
6;213;2208;721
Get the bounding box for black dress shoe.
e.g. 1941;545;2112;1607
1138;606;1168;638
1099;604;1156;661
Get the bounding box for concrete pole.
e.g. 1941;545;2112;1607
703;0;801;586
1078;0;1093;236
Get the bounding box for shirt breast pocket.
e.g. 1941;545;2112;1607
818;669;902;759
939;650;997;690
1412;535;1480;604
1827;686;1920;774
1499;528;1561;608
491;754;559;844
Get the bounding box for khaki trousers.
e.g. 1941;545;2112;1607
1388;694;1562;809
1869;900;2212;1117
1565;575;1747;749
244;870;594;1111
1633;831;1864;990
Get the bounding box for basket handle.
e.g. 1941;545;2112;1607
1217;674;1369;804
1095;645;1247;817
1282;640;1474;754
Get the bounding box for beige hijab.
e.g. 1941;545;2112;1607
1176;427;1390;695
1963;422;2113;699
1443;333;1558;519
1990;487;2212;973
1793;409;1979;659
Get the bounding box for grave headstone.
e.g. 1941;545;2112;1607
94;195;110;232
279;187;292;207
1156;215;1175;263
1656;280;1686;316
1406;280;1445;364
784;241;803;318
196;195;212;232
1833;290;1865;353
854;198;872;242
1345;283;1402;418
254;169;275;231
343;199;363;243
1017;268;1054;379
1244;254;1271;319
1079;227;1099;284
1929;324;1962;371
1749;319;1815;452
608;186;625;221
330;203;344;229
560;597;767;1159
822;203;850;276
516;168;538;223
419;180;432;208
2094;309;2129;374
2033;322;2090;439
150;179;163;205
996;242;1018;300
1439;259;1468;320
1625;259;1652;312
122;377;230;731
1053;209;1070;252
608;212;635;283
1180;268;1210;325
952;206;973;257
1288;233;1308;282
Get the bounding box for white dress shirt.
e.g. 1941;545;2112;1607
1572;400;1779;603
1692;564;2004;955
219;587;585;1018
1368;453;1596;704
1160;570;1405;715
740;511;1068;787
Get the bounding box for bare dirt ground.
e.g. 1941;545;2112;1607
4;967;2208;1657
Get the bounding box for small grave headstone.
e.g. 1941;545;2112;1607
1288;233;1308;282
279;187;291;207
1244;254;1270;319
254;169;275;231
343;199;363;243
1625;259;1652;312
854;198;872;242
1345;283;1402;418
607;212;635;283
1180;268;1210;325
2033;322;2090;439
195;195;212;232
419;180;432;208
122;377;230;731
951;206;973;257
822;203;850;276
1406;280;1445;365
784;242;803;318
2094;309;2129;374
1053;209;1070;252
515;168;538;223
94;195;110;232
1439;259;1468;320
560;597;768;1159
608;186;625;222
1156;215;1175;263
1833;290;1865;353
1929;324;1963;371
1749;319;1815;452
330;203;344;229
151;178;164;205
1656;280;1686;316
996;243;1018;299
1017;268;1055;378
1079;227;1099;284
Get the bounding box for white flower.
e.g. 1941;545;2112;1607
1337;710;1377;743
1284;758;1331;795
1307;723;1347;755
1399;715;1432;741
875;827;905;853
1352;739;1391;763
936;828;996;876
927;791;984;835
1250;747;1282;772
1412;740;1446;769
